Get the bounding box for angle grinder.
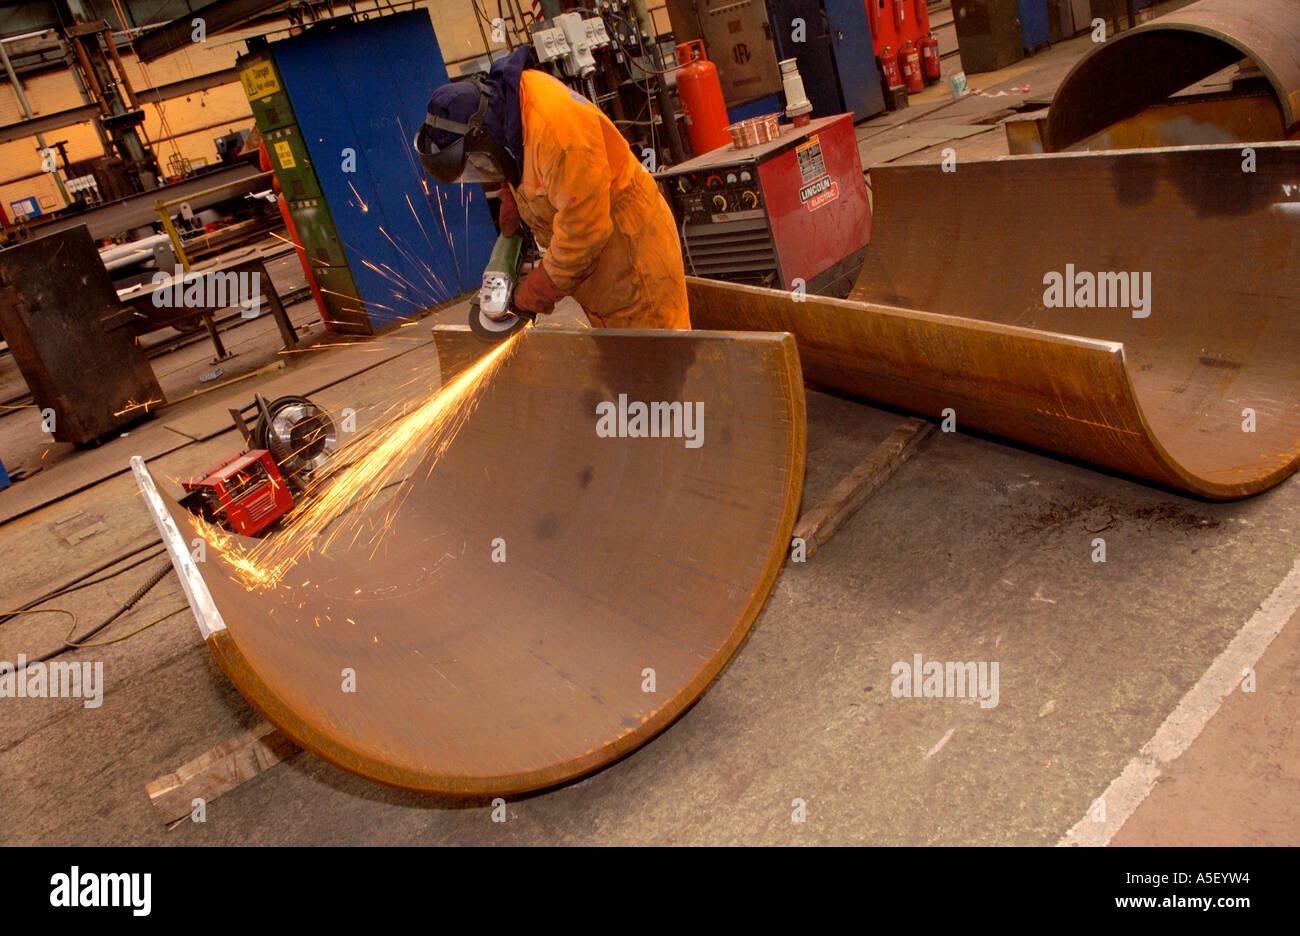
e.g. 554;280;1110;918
468;232;535;341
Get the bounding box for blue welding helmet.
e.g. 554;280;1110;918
413;76;520;186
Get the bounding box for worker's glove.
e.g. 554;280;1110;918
496;184;521;237
513;263;566;316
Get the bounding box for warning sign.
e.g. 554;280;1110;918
795;136;826;184
240;62;280;100
799;175;839;211
273;140;296;170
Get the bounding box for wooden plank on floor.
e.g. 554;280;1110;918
794;417;935;559
146;720;299;827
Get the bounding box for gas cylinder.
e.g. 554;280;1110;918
919;32;941;85
675;41;731;156
899;40;924;94
881;45;903;89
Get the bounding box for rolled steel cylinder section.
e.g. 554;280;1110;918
140;327;806;794
1045;0;1300;152
689;142;1299;499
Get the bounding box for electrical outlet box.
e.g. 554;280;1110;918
555;12;596;76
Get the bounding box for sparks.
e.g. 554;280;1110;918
348;181;369;213
204;334;522;589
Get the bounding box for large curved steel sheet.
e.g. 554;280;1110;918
689;142;1300;499
1045;0;1300;152
138;328;806;794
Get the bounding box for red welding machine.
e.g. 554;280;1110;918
656;113;870;298
180;393;337;536
182;449;294;536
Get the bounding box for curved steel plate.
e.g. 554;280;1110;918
1045;0;1300;152
151;327;805;794
689;142;1300;499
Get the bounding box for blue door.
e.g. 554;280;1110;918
271;12;496;325
823;0;886;121
1018;0;1051;51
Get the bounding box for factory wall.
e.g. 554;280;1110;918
0;1;670;222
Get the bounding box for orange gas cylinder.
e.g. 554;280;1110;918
675;41;731;156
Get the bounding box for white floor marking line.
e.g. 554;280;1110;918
1059;554;1300;847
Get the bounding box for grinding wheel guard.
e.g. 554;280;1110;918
133;327;806;794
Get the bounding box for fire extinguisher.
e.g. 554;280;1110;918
899;40;924;94
868;0;880;37
914;0;931;32
893;0;907;31
674;41;731;156
881;45;903;89
920;32;941;85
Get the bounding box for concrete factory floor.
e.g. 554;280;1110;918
2;0;1297;844
2;295;1296;845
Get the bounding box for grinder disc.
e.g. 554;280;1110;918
469;298;533;342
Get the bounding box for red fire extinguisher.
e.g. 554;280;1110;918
914;0;931;32
919;32;941;85
868;0;880;36
674;41;731;156
881;45;903;89
899;40;924;94
893;0;908;31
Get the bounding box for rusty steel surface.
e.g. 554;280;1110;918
688;142;1300;499
152;327;806;794
1045;0;1300;152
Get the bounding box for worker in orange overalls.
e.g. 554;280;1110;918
414;47;689;329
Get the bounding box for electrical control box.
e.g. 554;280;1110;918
555;11;597;76
585;16;611;48
531;25;572;63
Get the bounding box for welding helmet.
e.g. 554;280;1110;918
413;76;520;186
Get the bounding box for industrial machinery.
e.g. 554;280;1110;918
57;6;163;194
0;225;163;445
951;0;1025;74
180;393;337;535
213;129;254;165
656;114;870;296
662;0;785;110
767;0;887;122
182;450;294;537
